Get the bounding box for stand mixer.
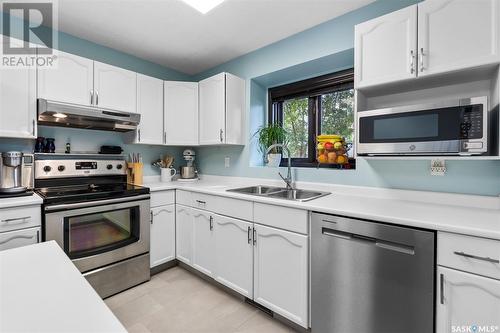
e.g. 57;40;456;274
180;149;198;180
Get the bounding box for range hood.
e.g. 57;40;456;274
37;99;141;132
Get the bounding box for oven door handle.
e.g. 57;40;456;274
44;194;151;212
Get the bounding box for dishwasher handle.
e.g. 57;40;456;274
321;227;415;255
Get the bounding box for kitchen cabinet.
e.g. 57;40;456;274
0;227;40;251
418;0;500;77
437;266;500;332
134;74;164;145
0;36;37;139
192;208;215;277
94;61;137;113
354;5;417;88
199;72;245;145
253;224;308;328
176;205;193;265
164;81;199;145
37;50;94;106
150;205;175;268
214;215;253;298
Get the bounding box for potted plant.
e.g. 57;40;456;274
253;123;287;167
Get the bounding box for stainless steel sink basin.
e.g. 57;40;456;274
227;186;330;202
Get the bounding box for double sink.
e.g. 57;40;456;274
227;185;330;202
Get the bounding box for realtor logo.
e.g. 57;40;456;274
1;0;58;67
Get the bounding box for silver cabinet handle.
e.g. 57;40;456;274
453;251;500;264
440;273;444;305
196;200;206;205
1;216;31;223
410;50;415;74
95;90;99;105
164;131;167;144
150;211;153;224
420;48;425;72
219;129;223;143
253;227;257;245
36;230;39;243
138;129;141;142
247;226;252;244
0;234;35;245
32;119;36;136
90;90;94;105
209;216;213;230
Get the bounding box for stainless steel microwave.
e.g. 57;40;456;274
357;96;488;156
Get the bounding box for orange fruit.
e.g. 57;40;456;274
318;154;328;163
327;152;337;163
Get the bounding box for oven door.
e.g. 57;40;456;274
357;97;487;155
44;194;150;273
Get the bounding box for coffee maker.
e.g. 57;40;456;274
0;152;34;194
180;149;198;180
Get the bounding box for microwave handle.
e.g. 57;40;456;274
44;194;150;212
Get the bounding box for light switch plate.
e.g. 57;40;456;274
224;156;230;168
430;159;446;176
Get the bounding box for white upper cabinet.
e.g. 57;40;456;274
0;36;37;139
135;74;164;145
418;0;500;77
214;215;253;298
94;61;137;113
355;5;417;88
192;208;215;277
37;50;94;106
164;81;199;146
253;224;308;328
437;266;500;332
199;72;245;145
150;205;175;268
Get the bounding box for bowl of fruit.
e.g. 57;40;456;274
316;135;351;165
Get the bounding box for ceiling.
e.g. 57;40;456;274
53;0;374;75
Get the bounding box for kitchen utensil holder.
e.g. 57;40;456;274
127;162;143;185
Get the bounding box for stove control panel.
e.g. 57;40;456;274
35;159;127;179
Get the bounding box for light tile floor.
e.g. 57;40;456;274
105;266;298;333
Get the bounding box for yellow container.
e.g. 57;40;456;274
316;135;348;164
127;162;144;185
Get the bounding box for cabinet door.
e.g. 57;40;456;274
94;61;137;113
225;73;245;145
253;224;308;328
0;227;40;251
164;81;199;146
136;74;164;145
0;37;36;139
150;205;175;268
214;215;253;298
37;50;94;106
199;73;225;145
175;205;193;265
418;0;500;77
437;266;500;332
354;5;417;88
192;208;214;277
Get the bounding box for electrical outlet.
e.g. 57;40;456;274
224;156;230;168
430;159;446;176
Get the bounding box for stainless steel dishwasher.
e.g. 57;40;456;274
311;213;435;333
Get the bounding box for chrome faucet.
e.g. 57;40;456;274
266;143;293;191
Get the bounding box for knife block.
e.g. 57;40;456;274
127;163;143;185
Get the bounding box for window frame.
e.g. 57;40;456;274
268;69;355;169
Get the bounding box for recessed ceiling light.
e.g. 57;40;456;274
181;0;226;14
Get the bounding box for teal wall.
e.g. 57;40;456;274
0;12;189;175
193;0;500;196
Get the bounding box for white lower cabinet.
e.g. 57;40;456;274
192;208;215;277
214;215;253;298
150;205;175;268
0;227;40;251
253;224;308;327
437;266;500;332
175;205;194;265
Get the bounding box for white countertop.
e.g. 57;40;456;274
0;193;43;209
0;241;126;333
144;175;500;240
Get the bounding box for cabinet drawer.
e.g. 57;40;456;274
254;203;308;234
438;232;500;280
0;227;40;251
0;205;41;233
192;193;253;221
150;190;175;207
176;190;192;206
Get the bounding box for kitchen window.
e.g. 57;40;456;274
269;69;355;168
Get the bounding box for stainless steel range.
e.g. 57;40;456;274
35;157;150;298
